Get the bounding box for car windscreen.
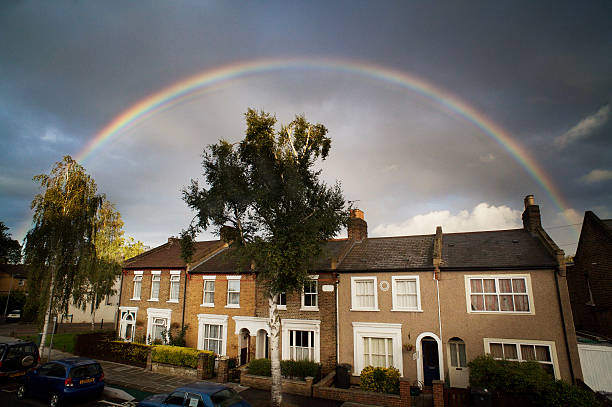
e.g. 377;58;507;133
0;344;5;359
210;388;241;406
70;363;101;379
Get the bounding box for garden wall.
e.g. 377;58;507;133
240;373;315;397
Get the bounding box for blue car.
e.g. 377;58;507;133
16;357;104;407
137;382;251;407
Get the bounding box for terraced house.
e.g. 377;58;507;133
336;196;582;388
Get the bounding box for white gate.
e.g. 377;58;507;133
578;343;612;392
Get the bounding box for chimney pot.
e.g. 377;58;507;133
522;195;541;233
350;209;364;220
524;194;535;209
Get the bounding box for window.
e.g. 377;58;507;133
151;317;167;343
201;276;216;307
392;276;421;311
466;275;532;313
363;337;394;368
165;392;186;406
226;276;241;308
197;314;228;355
352;322;403;375
485;339;558;378
169;274;180;302
201;324;223;354
18;279;25;287
351;277;378;311
301;276;318;310
289;330;315;361
132;275;142;300
150;273;161;301
278;292;286;309
449;339;467;368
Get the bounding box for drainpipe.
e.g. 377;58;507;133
335;273;340;367
116;271;124;334
433;226;444;381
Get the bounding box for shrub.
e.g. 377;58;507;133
248;358;271;376
281;359;321;380
75;333;150;367
359;366;400;394
468;355;598;407
152;345;213;369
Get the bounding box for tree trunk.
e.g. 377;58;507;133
39;267;56;358
268;294;282;407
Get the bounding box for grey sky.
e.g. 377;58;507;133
1;1;611;255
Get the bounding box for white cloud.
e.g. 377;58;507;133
372;202;522;236
580;169;612;184
555;104;610;149
40;127;77;144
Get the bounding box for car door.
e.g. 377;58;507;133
41;363;67;398
30;363;57;397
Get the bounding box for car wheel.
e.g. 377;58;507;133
16;384;26;399
49;393;60;407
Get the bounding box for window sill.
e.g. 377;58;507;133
130;298;140;301
225;304;240;309
277;305;287;310
300;307;319;312
147;299;159;302
201;303;215;308
391;308;423;312
350;308;380;312
468;311;533;315
166;300;179;303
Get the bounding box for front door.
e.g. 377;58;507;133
422;339;440;386
448;339;469;388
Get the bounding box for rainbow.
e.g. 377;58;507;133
75;56;573;228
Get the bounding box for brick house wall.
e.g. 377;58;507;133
569;211;612;338
255;271;338;374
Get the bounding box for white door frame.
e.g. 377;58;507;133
416;331;444;386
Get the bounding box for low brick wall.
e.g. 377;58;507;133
151;362;198;378
312;372;406;407
240;373;314;397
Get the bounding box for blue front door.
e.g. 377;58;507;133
422;339;440;386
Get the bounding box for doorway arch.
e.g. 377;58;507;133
416;332;444;387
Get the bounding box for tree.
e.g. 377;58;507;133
182;109;346;406
121;236;147;261
0;222;22;264
23;156;104;356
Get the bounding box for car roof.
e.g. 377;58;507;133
50;357;100;367
0;337;36;346
175;382;228;394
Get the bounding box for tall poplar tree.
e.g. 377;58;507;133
24;156;103;356
182;109;346;406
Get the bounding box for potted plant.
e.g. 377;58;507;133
403;343;414;352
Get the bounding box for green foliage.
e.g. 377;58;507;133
152;345;213;369
161;324;189;347
247;359;322;381
0;222;22;264
280;359;321;380
0;291;27;314
121;236;146;261
468;355;598;407
359;366;400;394
248;358;271;376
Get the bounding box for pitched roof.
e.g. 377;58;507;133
123;239;224;269
337;235;435;270
441;228;556;269
602;219;612;231
0;264;27;278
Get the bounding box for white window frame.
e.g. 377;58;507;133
281;319;321;363
168;270;181;303
201;275;216;307
225;275;241;308
197;314;228;356
352;322;403;376
278;292;287;310
391;275;422;312
300;275;319;311
119;306;138;342
465;274;535;315
131;271;143;300
484;338;559;379
350;276;379;311
146;308;172;344
149;270;161;301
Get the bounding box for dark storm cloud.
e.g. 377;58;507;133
1;0;611;255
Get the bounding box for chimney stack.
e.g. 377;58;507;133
348;209;368;241
522;194;542;233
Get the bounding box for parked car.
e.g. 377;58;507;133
16;357;104;407
0;339;39;379
137;382;251;407
6;309;21;322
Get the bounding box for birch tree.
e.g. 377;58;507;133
182;109;346;407
23;156;103;356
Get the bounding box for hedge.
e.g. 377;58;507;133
469;355;598;407
152;345;214;371
360;366;400;394
75;332;150;367
247;359;322;382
